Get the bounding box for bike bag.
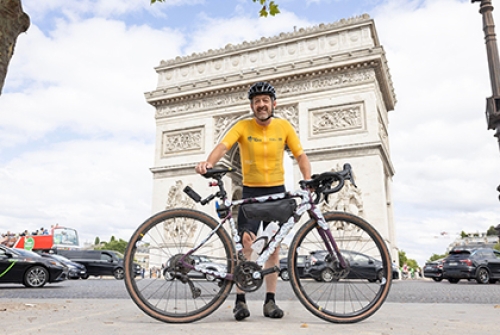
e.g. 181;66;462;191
240;198;297;224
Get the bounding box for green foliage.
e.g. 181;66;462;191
96;237;128;254
398;250;407;266
494;242;500;251
398;250;420;268
94;236;100;245
487;225;499;236
151;0;280;17
428;253;447;262
460;230;468;238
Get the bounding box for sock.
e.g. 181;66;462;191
265;292;275;304
236;293;246;304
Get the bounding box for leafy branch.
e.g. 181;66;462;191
150;0;280;17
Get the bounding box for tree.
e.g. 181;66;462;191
486;225;498;236
151;0;280;17
96;237;128;254
0;0;30;96
428;253;447;262
94;236;100;245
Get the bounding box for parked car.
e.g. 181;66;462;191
303;250;399;282
280;250;398;282
423;259;444;282
163;254;227;281
279;255;308;281
0;245;68;287
40;253;87;279
55;249;141;280
443;247;500;284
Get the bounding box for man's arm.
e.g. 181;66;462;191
195;143;228;174
296;153;311;180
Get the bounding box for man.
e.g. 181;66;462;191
195;81;311;321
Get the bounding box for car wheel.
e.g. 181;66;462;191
205;268;217;282
476;268;490;284
280;269;290;281
80;274;89;280
163;270;174;281
24;266;49;288
321;268;335;282
448;278;460;284
113;267;125;280
432;277;443;282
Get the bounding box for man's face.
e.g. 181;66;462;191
250;94;276;121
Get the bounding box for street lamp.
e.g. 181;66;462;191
472;0;500;200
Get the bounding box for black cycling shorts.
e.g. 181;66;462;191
237;185;286;236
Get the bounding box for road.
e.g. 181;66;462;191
0;277;498;303
1;279;499;335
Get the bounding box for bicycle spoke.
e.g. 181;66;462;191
289;211;392;323
124;209;235;323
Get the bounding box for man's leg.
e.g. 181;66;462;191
233;231;255;321
263;245;284;318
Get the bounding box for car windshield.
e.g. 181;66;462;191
14;249;42;258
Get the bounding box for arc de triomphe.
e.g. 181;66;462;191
144;15;398;264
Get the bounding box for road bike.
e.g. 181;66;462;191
123;163;392;323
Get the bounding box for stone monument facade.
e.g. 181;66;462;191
145;15;398;265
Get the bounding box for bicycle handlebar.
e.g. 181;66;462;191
299;163;357;200
185;164;356;205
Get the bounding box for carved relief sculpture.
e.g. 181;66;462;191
164;180;197;239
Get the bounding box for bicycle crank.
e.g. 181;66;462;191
234;261;263;292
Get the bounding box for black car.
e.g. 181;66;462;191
0;245;68;287
443;247;500;284
423;259;444;282
40;253;87;279
304;250;399;282
55;249;141;280
279;255;308;281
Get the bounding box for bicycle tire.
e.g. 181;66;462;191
288;211;392;323
124;208;236;323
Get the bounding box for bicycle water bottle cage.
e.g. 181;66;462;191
240;198;297;224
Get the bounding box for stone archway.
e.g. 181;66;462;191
146;15;398;264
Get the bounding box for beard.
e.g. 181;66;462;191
253;106;274;121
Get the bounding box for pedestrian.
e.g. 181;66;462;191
195;81;311;321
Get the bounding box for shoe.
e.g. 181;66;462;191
233;301;250;321
263;300;284;318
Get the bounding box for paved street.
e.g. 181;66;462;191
1;279;499;335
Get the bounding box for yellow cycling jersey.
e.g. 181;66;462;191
221;118;304;187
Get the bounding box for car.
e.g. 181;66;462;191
423;259;444;282
163;254;227;281
442;247;500;284
55;249;141;280
0;245;68;287
40;253;87;279
303;250;400;282
279;255;308;281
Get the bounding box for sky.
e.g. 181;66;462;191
1;0;500;266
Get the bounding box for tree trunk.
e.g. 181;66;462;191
0;0;30;96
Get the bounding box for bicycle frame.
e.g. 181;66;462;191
179;186;346;282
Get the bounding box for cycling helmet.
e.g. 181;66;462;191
248;81;276;100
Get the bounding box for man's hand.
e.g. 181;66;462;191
195;161;213;175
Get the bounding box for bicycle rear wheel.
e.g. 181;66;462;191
124;208;235;323
289;211;392;323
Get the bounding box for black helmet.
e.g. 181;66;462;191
248;81;276;100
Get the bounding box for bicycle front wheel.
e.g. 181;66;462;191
124;208;235;323
289;211;392;323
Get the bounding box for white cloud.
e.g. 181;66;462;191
373;0;500;264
